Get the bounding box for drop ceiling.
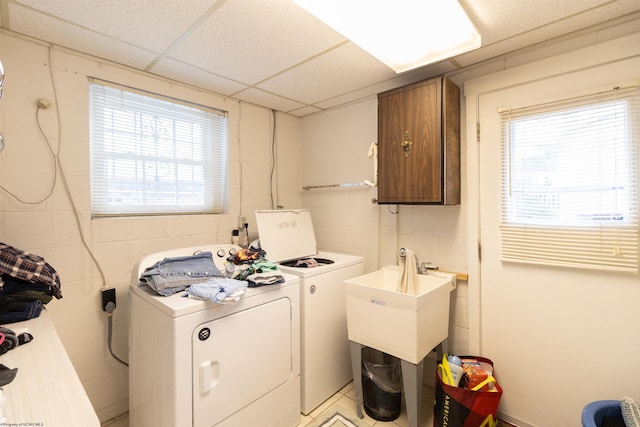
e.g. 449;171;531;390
1;0;639;116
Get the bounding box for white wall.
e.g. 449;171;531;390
300;99;380;271
0;32;301;422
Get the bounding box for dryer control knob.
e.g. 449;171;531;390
198;328;211;341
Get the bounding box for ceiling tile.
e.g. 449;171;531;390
233;87;306;113
311;61;459;111
288;105;323;117
463;0;614;44
150;57;247;96
15;0;221;53
167;0;346;85
8;3;158;69
456;0;640;67
256;43;395;106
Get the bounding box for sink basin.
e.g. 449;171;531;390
344;265;456;364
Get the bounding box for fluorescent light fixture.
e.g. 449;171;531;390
293;0;481;73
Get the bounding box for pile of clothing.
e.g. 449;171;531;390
226;247;284;287
0;243;62;324
138;247;285;303
0;326;35;390
0;326;33;355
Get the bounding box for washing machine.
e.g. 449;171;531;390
128;244;300;427
255;209;365;414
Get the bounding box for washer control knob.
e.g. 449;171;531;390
216;248;226;257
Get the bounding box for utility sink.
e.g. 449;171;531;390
344;265;456;364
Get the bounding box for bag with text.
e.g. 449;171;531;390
434;356;503;427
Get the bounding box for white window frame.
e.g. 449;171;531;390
500;85;639;272
89;79;228;217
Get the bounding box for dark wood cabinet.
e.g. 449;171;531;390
377;76;460;205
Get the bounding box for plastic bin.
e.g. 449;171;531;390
361;347;403;421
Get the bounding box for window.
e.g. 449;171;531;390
500;86;639;271
89;79;228;217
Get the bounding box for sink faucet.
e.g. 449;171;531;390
418;262;439;274
398;247;417;265
399;247;420;272
399;248;438;274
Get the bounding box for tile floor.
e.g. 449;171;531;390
103;383;437;427
300;382;436;427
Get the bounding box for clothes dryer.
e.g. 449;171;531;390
128;244;300;427
255;210;365;414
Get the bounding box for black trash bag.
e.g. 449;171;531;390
361;347;403;421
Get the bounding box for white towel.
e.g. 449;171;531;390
397;248;418;294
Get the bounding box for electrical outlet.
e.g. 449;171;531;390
101;288;116;311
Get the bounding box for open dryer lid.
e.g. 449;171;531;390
255;209;318;263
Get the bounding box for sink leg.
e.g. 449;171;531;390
401;358;424;427
435;339;448;361
349;341;364;419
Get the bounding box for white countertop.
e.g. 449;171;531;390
0;310;100;426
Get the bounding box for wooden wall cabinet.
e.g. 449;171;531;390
377;76;460;205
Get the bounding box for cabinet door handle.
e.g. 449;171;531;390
401;130;412;157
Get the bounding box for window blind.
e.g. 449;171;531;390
89;80;228;216
500;85;639;272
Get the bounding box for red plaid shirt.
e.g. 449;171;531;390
0;243;62;299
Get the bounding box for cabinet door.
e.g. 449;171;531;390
377;78;443;204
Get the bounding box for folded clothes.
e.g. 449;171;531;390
1;275;54;296
0;243;62;299
231;259;280;281
251;260;279;272
0;297;43;324
183;278;248;303
140;251;224;296
247;272;285;287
